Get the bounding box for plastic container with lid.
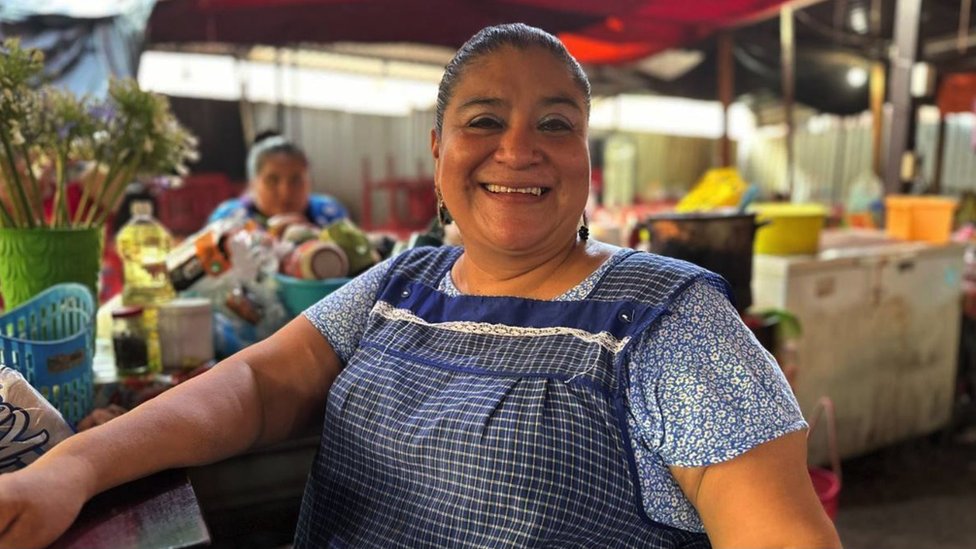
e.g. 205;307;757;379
751;203;827;255
112;305;149;377
157;298;215;372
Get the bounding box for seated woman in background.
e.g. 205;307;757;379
209;132;347;227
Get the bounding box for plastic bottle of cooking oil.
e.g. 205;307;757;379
116;200;175;374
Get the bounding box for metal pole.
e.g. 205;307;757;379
718;32;735;167
781;6;795;197
832;121;847;206
885;0;922;195
276;47;286;132
932;109;947;194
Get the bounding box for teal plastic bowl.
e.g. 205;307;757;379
275;273;350;317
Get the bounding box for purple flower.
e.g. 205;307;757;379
87;103;116;124
57;121;77;140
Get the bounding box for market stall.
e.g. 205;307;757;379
753;230;965;463
2;0;975;546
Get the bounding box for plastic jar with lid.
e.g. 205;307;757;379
158;297;215;372
112;306;150;377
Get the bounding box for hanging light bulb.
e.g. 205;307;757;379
849;5;869;34
846;66;868;87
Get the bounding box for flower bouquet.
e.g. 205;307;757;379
0;38;197;307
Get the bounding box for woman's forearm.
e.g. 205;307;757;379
34;358;265;499
0;318;337;549
32;316;339;500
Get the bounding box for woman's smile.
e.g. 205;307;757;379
479;183;552;204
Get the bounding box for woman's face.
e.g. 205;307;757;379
432;46;590;255
252;153;310;217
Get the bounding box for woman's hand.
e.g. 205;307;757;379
0;459;92;549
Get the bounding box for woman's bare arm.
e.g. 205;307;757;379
0;316;340;549
672;430;842;549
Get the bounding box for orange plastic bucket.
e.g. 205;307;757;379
885;195;957;244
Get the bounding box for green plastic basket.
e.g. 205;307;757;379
275;274;350;317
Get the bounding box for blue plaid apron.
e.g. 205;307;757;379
296;247;717;548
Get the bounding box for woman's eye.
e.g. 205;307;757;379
539;118;572;132
468;117;502;129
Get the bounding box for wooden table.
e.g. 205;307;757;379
51;469;210;549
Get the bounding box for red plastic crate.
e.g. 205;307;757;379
156;173;240;236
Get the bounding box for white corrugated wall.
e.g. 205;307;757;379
251;103;436;225
742;111;976;202
245;102;975;220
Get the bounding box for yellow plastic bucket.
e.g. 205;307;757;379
885;195;957;244
751;203;827;255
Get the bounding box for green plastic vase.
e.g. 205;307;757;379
0;227;103;309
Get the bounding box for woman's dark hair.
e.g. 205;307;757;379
252;129;283;146
246;133;308;180
434;23;591;137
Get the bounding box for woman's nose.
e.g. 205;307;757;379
494;123;540;168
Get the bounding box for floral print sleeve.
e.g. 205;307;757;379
626;278;807;530
303;259;392;365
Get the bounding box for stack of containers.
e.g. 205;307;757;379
884;195;957;244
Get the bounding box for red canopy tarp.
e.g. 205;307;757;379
148;0;791;64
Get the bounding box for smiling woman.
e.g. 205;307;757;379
0;24;839;549
431;30;596;298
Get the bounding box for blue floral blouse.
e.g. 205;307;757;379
304;247;806;532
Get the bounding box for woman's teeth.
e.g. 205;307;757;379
484;184;545;196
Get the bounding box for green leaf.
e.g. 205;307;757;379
756;308;803;340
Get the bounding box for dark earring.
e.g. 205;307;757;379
578;213;589;241
437;198;452;227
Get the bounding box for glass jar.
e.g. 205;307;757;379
112;306;149;377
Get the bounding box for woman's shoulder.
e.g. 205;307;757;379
600;248;707;282
592;248;731;306
386;246;463;281
208;197;246;223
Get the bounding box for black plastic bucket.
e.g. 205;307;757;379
640;212;760;312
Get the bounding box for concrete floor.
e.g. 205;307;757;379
834;425;976;549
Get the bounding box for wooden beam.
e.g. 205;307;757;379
923;30;976;58
870;62;885;178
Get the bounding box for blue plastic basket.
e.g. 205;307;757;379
0;284;94;427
